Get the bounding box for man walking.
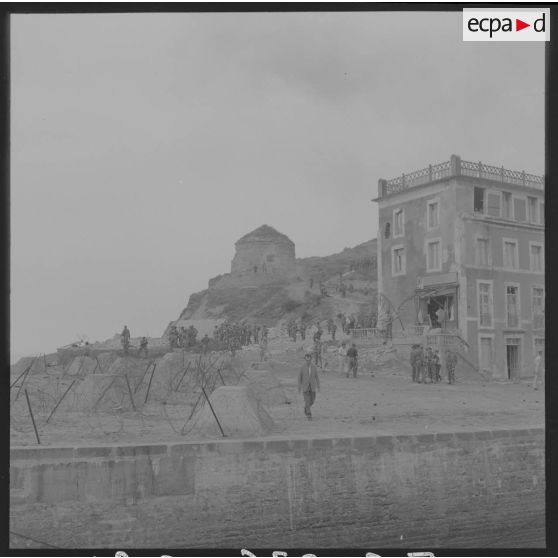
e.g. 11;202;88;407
347;342;358;378
298;353;320;420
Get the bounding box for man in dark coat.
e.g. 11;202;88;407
347;343;358;378
298;353;320;420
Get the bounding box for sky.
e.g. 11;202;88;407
10;11;545;362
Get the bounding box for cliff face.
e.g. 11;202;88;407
170;238;378;332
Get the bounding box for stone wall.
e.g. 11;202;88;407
10;427;545;549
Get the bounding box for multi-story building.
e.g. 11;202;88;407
374;154;545;380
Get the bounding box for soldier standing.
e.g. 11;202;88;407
138;336;148;358
410;344;419;382
446;349;458;384
121;325;131;355
331;322;337;341
201;334;210;354
433;349;442;383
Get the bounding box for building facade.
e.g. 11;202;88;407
374;154;545;380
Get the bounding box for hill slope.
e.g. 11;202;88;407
168;239;377;333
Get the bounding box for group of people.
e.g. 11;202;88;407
168;325;198;350
337;341;359;378
213;321;268;351
410;344;458;385
120;326;149;358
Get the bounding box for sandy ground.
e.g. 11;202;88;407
10;336;544;447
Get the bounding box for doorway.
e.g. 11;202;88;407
506;338;521;380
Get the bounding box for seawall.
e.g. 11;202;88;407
10;427;545;549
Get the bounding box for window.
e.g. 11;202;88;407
539;202;545;225
529;243;543;272
514;198;527;222
502;192;512;219
503;239;518;269
427;200;439;229
478;282;493;327
506;285;520;328
486;192;501;217
532;287;544;329
392;245;405;276
384;222;391;239
476;238;489;266
426;240;441;271
474;187;485;213
528;197;538;223
393;209;404;238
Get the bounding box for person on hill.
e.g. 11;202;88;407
201;334;210;354
138;337;148;358
298;353;320;420
121;325;131;355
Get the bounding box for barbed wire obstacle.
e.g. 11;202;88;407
185;385;275;438
9;349;255;446
65;355;97;377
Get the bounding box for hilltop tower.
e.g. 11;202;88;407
230;225;296;280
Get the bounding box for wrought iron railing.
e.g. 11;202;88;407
382;156;544;196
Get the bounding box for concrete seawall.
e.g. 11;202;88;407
10;427;545;549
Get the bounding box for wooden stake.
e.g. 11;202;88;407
201;386;226;437
14;357;37;401
135;361;153;393
174;361;191;392
46;379;77;423
124;373;136;411
24;389;41;445
92;377;117;411
144;362;157;404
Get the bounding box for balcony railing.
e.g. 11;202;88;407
379;155;544;197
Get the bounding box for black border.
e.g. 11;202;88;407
2;3;555;557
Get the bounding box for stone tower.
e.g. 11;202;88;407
231;225;296;280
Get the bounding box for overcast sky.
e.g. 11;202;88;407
10;12;545;361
